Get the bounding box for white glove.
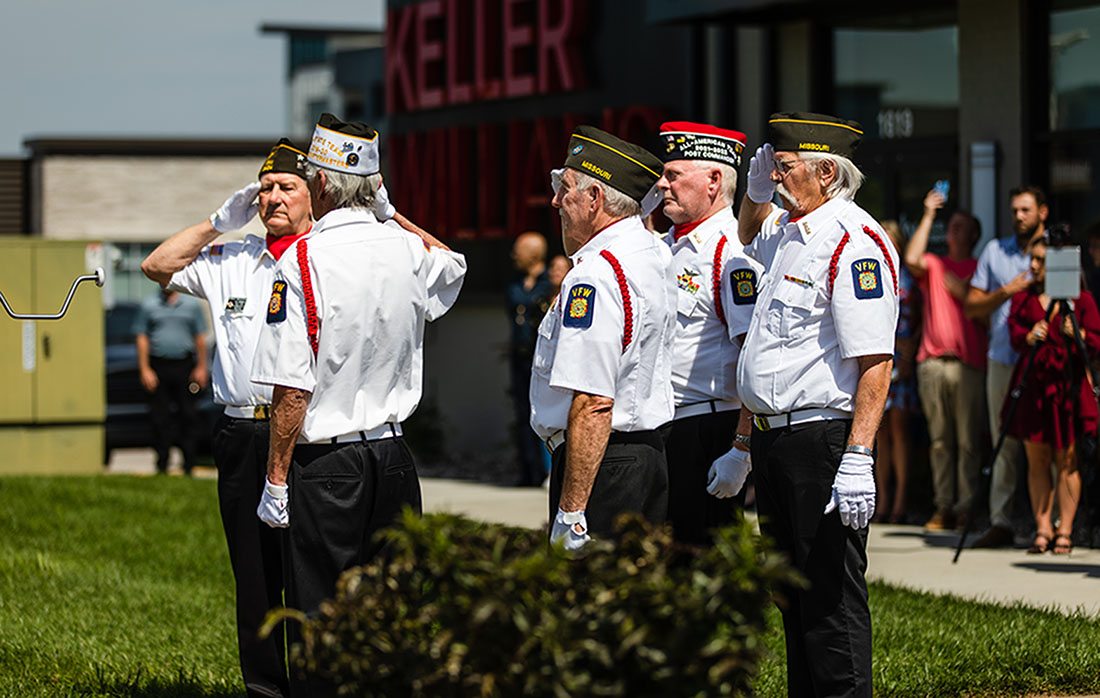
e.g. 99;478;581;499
210;182;261;233
257;478;289;528
373;182;397;221
707;447;751;498
551;508;591;552
746;143;777;204
823;452;876;530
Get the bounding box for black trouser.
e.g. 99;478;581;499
149;355;199;473
510;354;545;486
662;408;744;545
212;415;288;698
285;436;422;697
752;419;872;698
548;430;668;538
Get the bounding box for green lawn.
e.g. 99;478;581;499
1;476;1098;697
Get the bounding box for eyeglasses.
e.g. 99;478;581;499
550;168;566;195
773;158;804;176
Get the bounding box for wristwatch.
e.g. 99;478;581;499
733;433;751;449
844;444;874;457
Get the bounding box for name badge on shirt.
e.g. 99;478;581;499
851;259;883;299
730;268;758;305
563;283;596;328
267;281;287;323
225;297;246;316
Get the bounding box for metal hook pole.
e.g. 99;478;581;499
0;267;105;320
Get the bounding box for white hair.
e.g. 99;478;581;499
800;152;865;201
692;161;738;205
305;163;381;210
572;171;642;218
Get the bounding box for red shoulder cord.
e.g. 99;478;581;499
599;249;633;351
861;225;899;294
826;232;851;296
296;238;320;356
711;236;728;328
826;226;900;296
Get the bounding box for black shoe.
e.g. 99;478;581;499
971;525;1014;549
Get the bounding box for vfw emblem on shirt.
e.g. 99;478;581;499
267;281;288;323
676;268;701;295
851;259;883;299
730;268;758;305
563;283;595;329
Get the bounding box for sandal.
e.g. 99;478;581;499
1028;532;1052;554
1053;533;1073;555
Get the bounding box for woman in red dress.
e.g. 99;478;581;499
1005;235;1100;555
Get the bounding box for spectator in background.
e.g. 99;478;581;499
548;254;571;297
875;220;920;524
905;189;988;531
134;288;209;475
965;185;1047;548
507;232;554;486
1005;231;1100;555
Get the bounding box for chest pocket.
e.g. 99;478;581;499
220;294;258;350
676;287;702;322
766;279;818;338
533;304;560;375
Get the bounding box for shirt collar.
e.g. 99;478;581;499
569;216;638;265
671;207;735;251
779;196;850;240
313;207;380;234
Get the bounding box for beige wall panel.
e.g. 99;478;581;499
40;156;269;242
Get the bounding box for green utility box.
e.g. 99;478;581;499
0;238;104;474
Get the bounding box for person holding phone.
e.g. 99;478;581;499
904;186;987;531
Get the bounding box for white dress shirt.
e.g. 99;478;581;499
529;216;675;439
665;207;764;407
737;197;899;416
250;209;467;442
168;234;276;408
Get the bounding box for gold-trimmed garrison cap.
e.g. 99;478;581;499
563;125;663;204
259;138;308;180
767;112;863;158
308;113;380;176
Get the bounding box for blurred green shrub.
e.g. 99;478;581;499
268;511;800;697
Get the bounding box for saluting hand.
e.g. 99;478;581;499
746;144;777;204
210;182;261;233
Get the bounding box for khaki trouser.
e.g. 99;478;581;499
917;357;987;514
987;359;1023;528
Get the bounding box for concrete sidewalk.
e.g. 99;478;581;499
109;449;1100;617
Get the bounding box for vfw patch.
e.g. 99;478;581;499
563;283;595;328
730;268;757;305
851;259;883;299
676;268;701;295
267;281;287;323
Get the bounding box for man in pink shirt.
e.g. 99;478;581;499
905;187;988;531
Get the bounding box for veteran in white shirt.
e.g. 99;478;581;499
249;116;465;697
531;125;674;552
652;121;764;545
142;138;318;698
735;112;898;698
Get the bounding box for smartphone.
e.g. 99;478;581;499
934;179;950;200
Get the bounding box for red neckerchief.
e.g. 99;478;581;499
672;211;718;241
266;225;312;260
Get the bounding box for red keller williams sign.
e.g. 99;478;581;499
383;0;686;240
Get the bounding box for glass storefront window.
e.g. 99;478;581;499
1051;3;1100;131
834;26;959;139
